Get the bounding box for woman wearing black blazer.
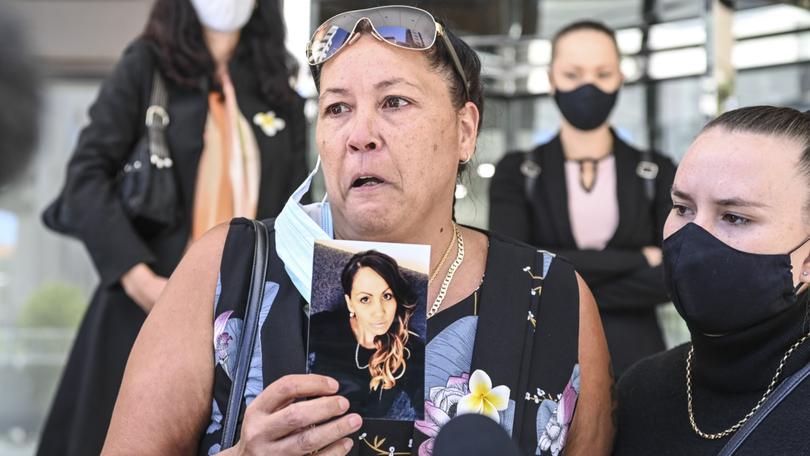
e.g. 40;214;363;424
489;21;676;377
38;1;307;454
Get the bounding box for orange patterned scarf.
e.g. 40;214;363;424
191;72;260;241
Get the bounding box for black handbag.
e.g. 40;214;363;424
220;219;270;449
43;70;179;236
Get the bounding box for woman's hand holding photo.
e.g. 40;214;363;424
224;374;362;456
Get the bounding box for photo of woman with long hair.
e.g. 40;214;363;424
309;249;425;421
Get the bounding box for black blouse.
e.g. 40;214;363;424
349;291;479;455
308;309;425;421
489;131;677;376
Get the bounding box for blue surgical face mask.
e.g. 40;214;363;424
275;157;333;303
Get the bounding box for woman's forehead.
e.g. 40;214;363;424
354;266;387;284
677;129;802;203
554;30;619;64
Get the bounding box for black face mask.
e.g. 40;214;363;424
553;83;618;131
663;223;809;336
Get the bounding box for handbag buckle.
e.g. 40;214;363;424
520;160;541;178
145;105;170;128
636;161;659;180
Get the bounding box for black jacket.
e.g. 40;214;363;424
37;38;308;456
489;131;677;375
51;38;308;287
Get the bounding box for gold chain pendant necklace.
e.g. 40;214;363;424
686;331;810;440
428;225;457;285
427;223;464;319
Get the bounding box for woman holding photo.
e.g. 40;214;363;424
104;6;613;456
309;250;424;420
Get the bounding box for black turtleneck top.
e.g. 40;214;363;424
614;301;810;455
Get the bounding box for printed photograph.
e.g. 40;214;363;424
308;239;429;421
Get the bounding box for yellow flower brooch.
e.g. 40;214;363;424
253;111;286;137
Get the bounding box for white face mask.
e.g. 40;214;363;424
275;157;334;304
190;0;256;33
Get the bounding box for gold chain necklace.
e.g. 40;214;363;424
686;331;810;440
428;225;457;285
427;223;463;319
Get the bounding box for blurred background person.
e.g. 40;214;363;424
489;20;676;377
0;2;39;189
36;0;308;454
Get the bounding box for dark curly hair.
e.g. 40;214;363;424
142;0;297;110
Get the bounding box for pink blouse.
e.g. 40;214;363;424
564;155;619;250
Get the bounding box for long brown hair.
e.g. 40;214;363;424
341;250;418;391
142;0;298;111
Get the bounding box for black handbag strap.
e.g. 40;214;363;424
220;219;270;449
636;148;658;203
717;360;810;456
145;71;172;169
520;149;541;202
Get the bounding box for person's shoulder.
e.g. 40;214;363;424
648;148;677;174
223;217;277;242
311;308;344;325
614;134;677;170
407;333;426;352
495;137;558;170
618;343;689;397
116;37;157;68
487;230;574;271
187;223;231;265
493;150;528;176
310;309;350;341
102;37;157;91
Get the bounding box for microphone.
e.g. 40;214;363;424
433;414;522;456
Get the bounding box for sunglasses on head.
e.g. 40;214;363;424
306;5;471;101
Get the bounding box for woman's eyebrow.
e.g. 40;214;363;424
319;87;349;99
671;188;693;202
374;77;422;93
714;197;770;209
673;188;769;209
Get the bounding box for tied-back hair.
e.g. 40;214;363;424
702;106;810;211
142;0;298;110
341;250;418;392
551;20;620;63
